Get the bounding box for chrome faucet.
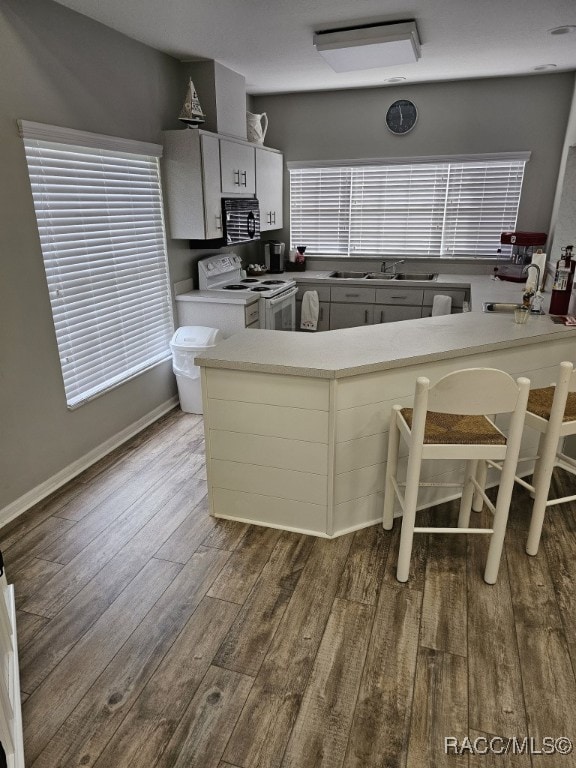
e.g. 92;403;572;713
381;259;405;274
522;263;541;291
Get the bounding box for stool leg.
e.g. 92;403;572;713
529;432;547;499
397;445;423;582
472;460;487;512
383;410;401;530
526;430;558;556
458;459;478;527
484;455;517;584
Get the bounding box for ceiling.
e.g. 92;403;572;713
54;0;576;95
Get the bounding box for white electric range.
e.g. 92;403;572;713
175;254;297;338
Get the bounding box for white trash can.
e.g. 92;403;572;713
170;326;222;414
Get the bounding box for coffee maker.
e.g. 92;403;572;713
264;241;285;273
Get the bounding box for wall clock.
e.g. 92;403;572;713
386;99;418;135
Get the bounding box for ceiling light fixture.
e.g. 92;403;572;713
313;21;420;73
548;25;576;35
385;77;407;83
533;64;557;71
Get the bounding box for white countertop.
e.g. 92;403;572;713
176;290;259;306
293;270;529;309
195;274;572;379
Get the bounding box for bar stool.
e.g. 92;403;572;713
383;368;530;584
513;361;576;555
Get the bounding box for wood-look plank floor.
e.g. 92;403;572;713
2;409;576;768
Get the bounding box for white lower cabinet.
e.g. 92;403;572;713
374;305;422;323
296;301;330;331
330;303;374;330
176;295;260;339
294;280;469;331
0;571;24;768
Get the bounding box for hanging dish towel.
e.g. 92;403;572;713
432;295;452;316
300;290;319;331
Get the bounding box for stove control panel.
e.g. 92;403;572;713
202;254;241;277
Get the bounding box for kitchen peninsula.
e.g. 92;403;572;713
196;274;576;537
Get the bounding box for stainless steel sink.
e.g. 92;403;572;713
330;270;368;279
364;273;398;280
329;270;438;281
394;273;438;281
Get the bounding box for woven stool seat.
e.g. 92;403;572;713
527;386;576;422
401;409;506;445
517;363;576;556
384;368;529;584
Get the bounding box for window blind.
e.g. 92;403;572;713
22;134;174;408
289;156;527;257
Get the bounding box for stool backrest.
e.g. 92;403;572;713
423;368;528;415
549;361;576;426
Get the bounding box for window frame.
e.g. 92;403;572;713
19;120;174;410
288;152;530;259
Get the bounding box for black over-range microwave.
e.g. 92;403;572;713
222;198;260;245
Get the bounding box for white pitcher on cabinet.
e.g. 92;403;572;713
246;112;268;144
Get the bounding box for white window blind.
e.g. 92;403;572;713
290;166;352;254
21;125;174;408
441;160;526;256
289;155;527;257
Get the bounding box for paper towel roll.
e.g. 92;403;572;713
530;251;547;290
431;295;452;316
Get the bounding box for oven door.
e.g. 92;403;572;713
261;287;298;331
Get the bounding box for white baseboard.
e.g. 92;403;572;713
0;397;179;529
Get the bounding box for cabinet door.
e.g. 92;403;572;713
200;134;223;239
296;300;330;331
256;148;283;231
162;129;206;239
220;140;256;194
374;306;422;323
329;303;373;330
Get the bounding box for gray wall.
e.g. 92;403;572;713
0;0;213;514
254;74;575;248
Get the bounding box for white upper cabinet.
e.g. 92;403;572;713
162;129;282;240
162;129;223;240
220;139;255;195
200;134;224;239
256;147;283;232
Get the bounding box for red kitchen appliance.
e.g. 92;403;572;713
496;231;548;282
500;231;547;263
